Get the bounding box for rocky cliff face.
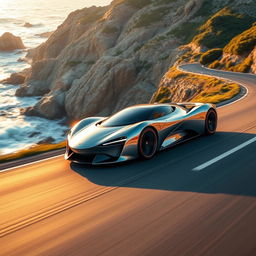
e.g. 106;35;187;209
17;0;205;120
16;0;256;120
154;0;256;103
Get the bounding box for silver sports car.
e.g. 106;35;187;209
65;103;217;165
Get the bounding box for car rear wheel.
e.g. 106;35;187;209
138;127;158;159
205;109;217;135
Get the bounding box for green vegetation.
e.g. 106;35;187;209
114;49;123;56
171;21;201;43
126;0;150;8
102;25;119;34
192;7;254;49
152;68;240;104
200;48;223;65
153;0;177;5
208;60;221;69
115;0;151;9
224;55;253;73
193;82;240;104
194;0;213;17
152;86;171;103
66;61;82;67
136;60;152;74
224;24;256;56
79;8;104;25
0;142;66;163
133;7;169;28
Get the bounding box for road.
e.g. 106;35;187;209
1;64;256;256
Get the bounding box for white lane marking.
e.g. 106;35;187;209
0;154;64;173
0;65;252;173
192;136;256;171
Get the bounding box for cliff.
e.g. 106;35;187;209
153;0;256;104
17;0;205;120
15;0;256;120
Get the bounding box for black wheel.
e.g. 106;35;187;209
138;127;158;159
205;108;217;135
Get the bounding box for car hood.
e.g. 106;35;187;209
68;123;123;149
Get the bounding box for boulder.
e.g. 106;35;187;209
24;22;33;28
1;73;25;85
37;137;55;144
21;90;66;119
0;32;25;51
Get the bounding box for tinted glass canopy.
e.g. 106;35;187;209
102;105;174;127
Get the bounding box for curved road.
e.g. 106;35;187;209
1;64;256;256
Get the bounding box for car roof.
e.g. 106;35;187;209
125;104;174;110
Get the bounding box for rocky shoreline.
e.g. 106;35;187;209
4;0;256;122
0;32;25;51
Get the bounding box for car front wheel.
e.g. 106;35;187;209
138;127;158;159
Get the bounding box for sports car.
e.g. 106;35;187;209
65;103;217;165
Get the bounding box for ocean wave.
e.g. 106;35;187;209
0;18;23;24
0;116;67;154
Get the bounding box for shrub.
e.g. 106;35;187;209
200;48;223;65
115;0;150;9
66;61;82;67
171;21;201;43
192;82;240;104
102;25;118;34
133;7;169;28
136;60;152;73
0;142;66;163
79;8;104;25
232;55;253;73
152;86;171;102
192;7;254;49
154;0;177;5
208;60;221;69
224;25;256;56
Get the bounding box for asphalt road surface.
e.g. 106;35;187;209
1;64;256;256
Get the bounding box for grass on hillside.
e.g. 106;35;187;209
224;24;256;56
133;7;169;28
78;8;105;25
115;0;150;9
192;83;240;104
0;142;66;163
102;25;119;34
192;7;254;49
200;48;223;65
152;68;240;104
171;21;201;44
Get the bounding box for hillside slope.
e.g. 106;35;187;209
15;0;256;120
153;0;255;104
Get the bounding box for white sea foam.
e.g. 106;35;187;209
0;0;112;155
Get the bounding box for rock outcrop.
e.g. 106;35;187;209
17;0;256;120
36;31;54;38
18;0;204;120
24;22;33;28
0;32;25;51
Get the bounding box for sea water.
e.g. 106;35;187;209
0;0;111;154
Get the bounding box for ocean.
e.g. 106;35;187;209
0;0;111;154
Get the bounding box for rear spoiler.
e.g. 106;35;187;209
173;102;216;112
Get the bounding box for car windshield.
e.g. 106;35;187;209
101;105;173;127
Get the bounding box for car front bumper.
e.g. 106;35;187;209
64;141;133;165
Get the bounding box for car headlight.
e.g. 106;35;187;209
101;137;127;146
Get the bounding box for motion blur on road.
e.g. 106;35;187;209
1;64;256;256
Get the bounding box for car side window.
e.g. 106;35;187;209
151;106;173;120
